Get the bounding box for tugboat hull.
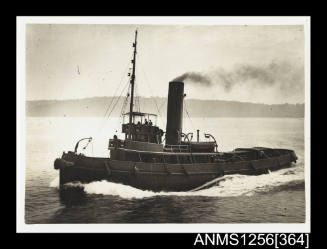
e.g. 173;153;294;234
55;149;296;192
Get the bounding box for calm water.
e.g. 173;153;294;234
25;117;305;223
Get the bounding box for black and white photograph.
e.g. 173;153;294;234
17;16;310;233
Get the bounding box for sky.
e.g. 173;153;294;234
26;24;305;104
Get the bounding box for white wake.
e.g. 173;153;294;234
49;164;304;199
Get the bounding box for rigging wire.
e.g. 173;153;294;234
92;61;130;140
102;61;130;120
106;79;130;119
137;53;164;127
115;83;130;134
136;86;141;112
93;53;134;141
158;98;167;114
134;73;141;113
184;99;195;131
94;78;130;139
120;84;131;118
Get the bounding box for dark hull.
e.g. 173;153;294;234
56;150;295;192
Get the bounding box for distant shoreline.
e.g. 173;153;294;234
26;97;304;118
26;116;304;119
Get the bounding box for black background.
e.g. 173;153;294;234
13;7;314;249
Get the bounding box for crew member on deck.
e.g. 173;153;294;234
149;120;153;126
144;119;148;125
113;135;118;148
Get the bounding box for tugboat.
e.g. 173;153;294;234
54;30;297;192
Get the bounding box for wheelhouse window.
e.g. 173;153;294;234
123;112;157;126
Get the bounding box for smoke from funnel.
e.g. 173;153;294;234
173;72;212;86
173;60;304;93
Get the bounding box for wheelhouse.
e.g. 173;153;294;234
121;112;164;144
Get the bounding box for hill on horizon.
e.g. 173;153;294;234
26;96;304;118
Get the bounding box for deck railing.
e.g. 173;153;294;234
164;144;189;152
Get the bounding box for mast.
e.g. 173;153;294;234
128;29;138;139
